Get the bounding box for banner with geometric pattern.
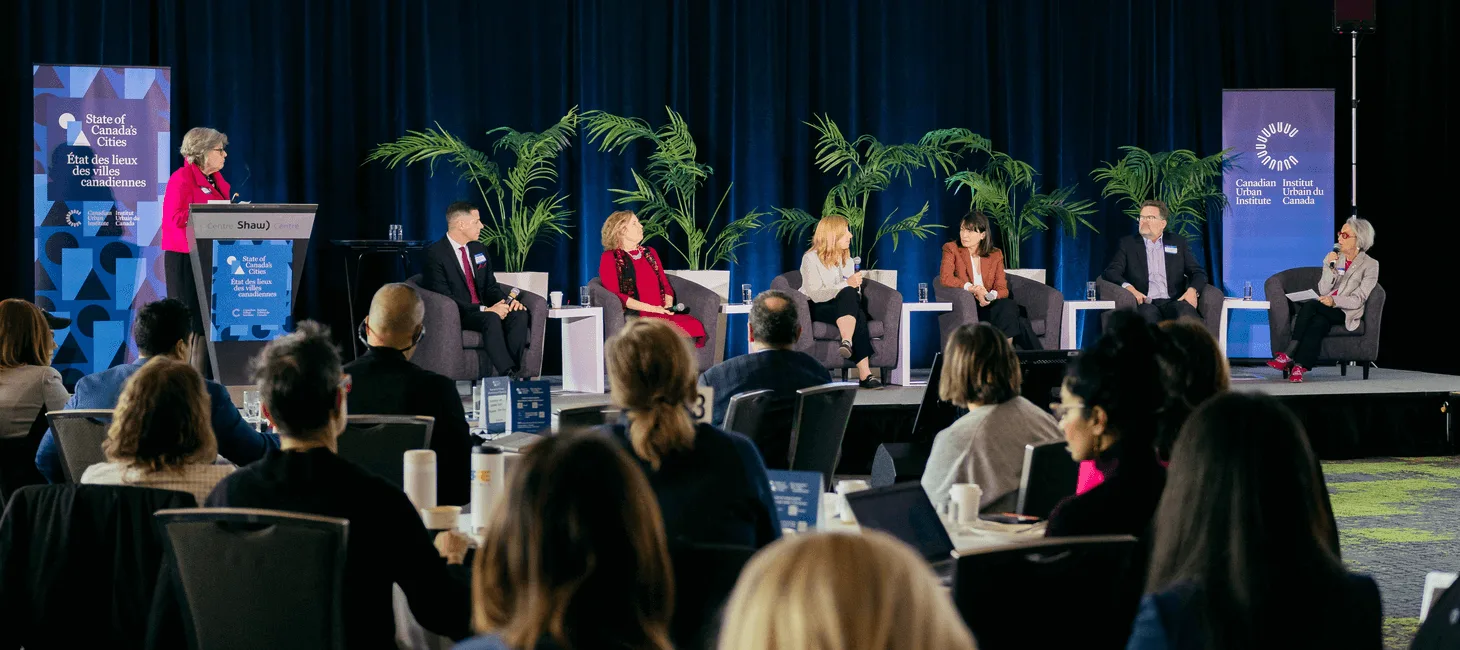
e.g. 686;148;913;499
33;64;170;389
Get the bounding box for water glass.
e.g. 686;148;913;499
741;284;753;305
242;390;262;428
1085;281;1097;301
1243;281;1254;301
388;224;403;241
917;283;929;303
579;286;592;307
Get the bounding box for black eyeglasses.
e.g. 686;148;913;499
1049;402;1084;420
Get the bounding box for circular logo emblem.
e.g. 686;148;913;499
1256;122;1300;171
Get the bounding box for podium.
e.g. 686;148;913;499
186;204;317;386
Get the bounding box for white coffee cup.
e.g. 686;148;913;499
835;479;870;522
947;483;983;525
421;505;461;531
549;291;563;308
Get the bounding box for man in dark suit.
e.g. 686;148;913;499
421;201;530;378
1101;199;1208;324
700;290;831;427
343;283;473;505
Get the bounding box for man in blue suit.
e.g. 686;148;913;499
700;290;831;428
35;299;277;482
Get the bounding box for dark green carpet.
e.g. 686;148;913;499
1325;457;1460;650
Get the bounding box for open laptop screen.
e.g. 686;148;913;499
845;483;956;564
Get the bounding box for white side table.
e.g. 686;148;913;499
890;302;953;386
720;303;752;358
1061;300;1117;350
1218;299;1272;355
548;307;604;394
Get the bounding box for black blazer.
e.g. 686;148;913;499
343;347;474;506
699;349;831;428
1130;574;1382;649
1102;234;1209;298
421;237;507;317
1046;443;1167;539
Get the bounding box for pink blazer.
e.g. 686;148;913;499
161;160;230;253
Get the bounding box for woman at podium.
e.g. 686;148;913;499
161;127;230;340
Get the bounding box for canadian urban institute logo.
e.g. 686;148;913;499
1255;121;1299;171
1233;120;1323;207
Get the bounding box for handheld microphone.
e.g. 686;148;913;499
505;287;521;306
1329;243;1341;269
231;164;252;203
852;256;862;272
669;302;689;314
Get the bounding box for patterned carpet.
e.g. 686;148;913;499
1325;456;1460;650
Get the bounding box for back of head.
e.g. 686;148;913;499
0;299;53;369
1148;392;1340;645
939;322;1020;406
445;200;476;228
367;283;425;343
1153;319;1230;459
718;531;976;650
474;431;672;650
106;357;217;472
251;321;343;439
1063;310;1164;450
749;290;799;349
134;298;193;358
606;319;698;469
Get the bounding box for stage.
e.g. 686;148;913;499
494;366;1460;475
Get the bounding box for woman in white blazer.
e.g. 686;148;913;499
1268;216;1379;383
799;215;880;388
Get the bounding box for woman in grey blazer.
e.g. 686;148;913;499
799;215;880;388
1268;216;1379;383
0;299;69;496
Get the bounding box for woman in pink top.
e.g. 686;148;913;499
161;127;230;340
597;210;707;347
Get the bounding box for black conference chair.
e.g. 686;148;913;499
337;415;434;489
787;383;859;485
46;409;114;483
155;508;349;650
669;542;757;650
1015;440;1078;519
953;536;1141;650
723;389;796;469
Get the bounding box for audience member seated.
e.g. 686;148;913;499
344;283;473;505
35;299;276;483
1047;311;1167;538
206;321;472;649
699;289;830;427
601;318;779;548
80;358;233;504
921;323;1062;514
717;531;976;650
455;432;674;650
1128;392;1382;649
0;299;68;496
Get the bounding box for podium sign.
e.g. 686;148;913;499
187;204;316;385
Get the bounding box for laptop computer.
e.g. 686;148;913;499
845;482;958;581
1017;349;1078;413
910;353;966;443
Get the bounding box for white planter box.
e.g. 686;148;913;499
664;269;731;302
861;269;898;290
495;271;550;300
1005;268;1047;285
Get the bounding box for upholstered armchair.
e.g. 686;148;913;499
588;274;723;372
405;275;547;381
1265;267;1385;379
770;271;902;379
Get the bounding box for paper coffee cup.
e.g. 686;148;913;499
421;505;461;531
549;291;563;308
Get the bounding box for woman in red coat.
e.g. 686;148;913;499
938;211;1040;350
597;211;706;347
161;127;230;338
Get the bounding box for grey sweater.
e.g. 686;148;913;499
799;250;855;303
921;396;1063;514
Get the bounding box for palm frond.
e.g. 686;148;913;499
870;202;942;253
581;110;657;153
364;124;502;190
770;207;821;245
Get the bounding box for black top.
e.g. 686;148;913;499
1129;574;1383;650
1101;233;1209;298
1046;442;1167;538
601;422;781;549
421;236;508;317
205;448;471;649
343;346;473;505
699;348;831;427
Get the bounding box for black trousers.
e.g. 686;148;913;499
1135;298;1200;324
462;308;530;376
978;298;1041;351
164;251;211;378
809;286;873;363
1291;301;1346;369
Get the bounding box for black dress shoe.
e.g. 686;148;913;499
859;376;883;389
838;340;854;359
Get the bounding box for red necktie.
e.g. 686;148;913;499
459;246;481;304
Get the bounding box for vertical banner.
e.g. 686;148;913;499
1221;89;1335;358
33;65;170;388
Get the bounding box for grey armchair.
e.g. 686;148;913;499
770;271;902;378
1096;278;1224;335
1265;267;1385;379
589;275;722;372
935;274;1064;350
404;274;547;382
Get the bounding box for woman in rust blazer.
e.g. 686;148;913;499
938;211;1040;350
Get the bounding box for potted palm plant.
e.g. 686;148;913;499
772;115;982;289
364;108;580;298
581;107;768;302
945;149;1098;283
1090;145;1233;242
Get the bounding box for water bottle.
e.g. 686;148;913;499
471;445;506;535
1085;281;1097;301
918;283;929;303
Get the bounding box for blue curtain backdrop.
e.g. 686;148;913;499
7;0;1457;374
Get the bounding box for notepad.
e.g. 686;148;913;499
1284;290;1320;302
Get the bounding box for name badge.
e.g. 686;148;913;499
473;252;487;265
200;187;211;194
1336;266;1347;277
1163;245;1178;255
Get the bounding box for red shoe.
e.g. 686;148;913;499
1267;353;1294;372
1289;365;1306;383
